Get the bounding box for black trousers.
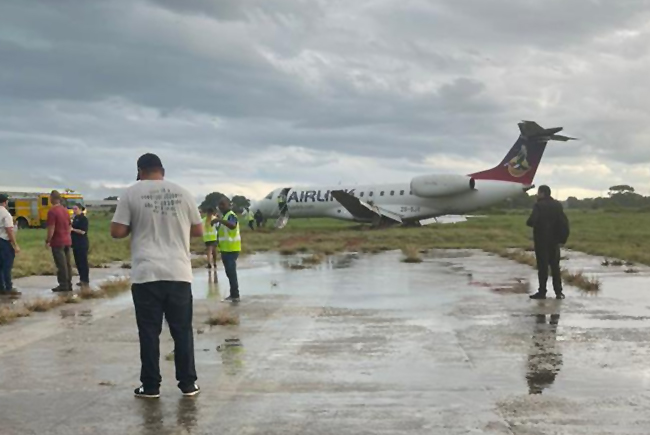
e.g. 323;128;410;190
221;252;239;298
132;281;197;390
51;246;73;290
72;242;90;284
0;238;15;291
535;243;563;294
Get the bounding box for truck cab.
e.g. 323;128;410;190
4;190;85;229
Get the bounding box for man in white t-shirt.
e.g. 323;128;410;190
0;194;21;295
111;154;203;399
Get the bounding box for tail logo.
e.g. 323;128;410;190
504;143;531;178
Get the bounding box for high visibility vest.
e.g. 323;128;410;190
247;210;255;222
218;211;241;252
202;216;217;242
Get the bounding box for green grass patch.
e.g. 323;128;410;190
401;246;423;263
206;309;240;326
561;270;602;292
11;210;650;278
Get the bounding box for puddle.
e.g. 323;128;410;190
176;397;198;431
206;271;221;300
526;314;562;395
217;338;244;376
490;279;531;295
328;253;359;270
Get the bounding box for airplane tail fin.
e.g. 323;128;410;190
470;121;576;185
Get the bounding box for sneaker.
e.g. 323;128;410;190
180;383;201;397
529;292;547;300
556;292;566;300
134;386;160;399
52;287;72;293
223;296;240;303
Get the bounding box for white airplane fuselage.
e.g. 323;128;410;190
251;121;573;226
254;180;527;224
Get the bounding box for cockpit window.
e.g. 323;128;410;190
264;191;274;200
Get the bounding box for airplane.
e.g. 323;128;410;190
252;121;575;228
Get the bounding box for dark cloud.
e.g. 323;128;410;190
1;0;650;200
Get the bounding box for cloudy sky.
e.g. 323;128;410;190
2;0;650;201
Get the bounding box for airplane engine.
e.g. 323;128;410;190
410;174;476;198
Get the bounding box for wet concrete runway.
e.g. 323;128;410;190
2;250;650;434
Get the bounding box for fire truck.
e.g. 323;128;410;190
2;188;85;229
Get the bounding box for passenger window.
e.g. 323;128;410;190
360;192;364;198
380;191;384;196
42;198;49;206
369;192;374;197
409;190;412;195
390;191;395;196
400;190;404;195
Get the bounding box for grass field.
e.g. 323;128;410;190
13;213;129;279
11;210;650;280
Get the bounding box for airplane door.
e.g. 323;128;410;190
274;187;292;229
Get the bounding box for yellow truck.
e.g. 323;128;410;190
4;190;85;229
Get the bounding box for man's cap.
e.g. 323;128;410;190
0;194;8;203
137;153;164;180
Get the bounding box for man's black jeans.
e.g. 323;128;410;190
132;281;197;390
535;243;563;295
0;238;15;291
221;252;239;298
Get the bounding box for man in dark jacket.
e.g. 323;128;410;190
527;185;567;300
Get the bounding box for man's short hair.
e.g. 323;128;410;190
137;153;164;181
0;193;8;204
538;185;552;197
50;190;62;201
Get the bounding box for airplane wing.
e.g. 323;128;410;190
330;190;403;224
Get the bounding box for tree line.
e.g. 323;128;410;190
199;192;251;213
500;185;650;211
105;192;252;213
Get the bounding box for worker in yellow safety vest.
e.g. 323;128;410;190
202;208;218;270
217;198;241;302
246;208;255;231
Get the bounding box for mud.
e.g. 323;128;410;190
1;250;650;434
